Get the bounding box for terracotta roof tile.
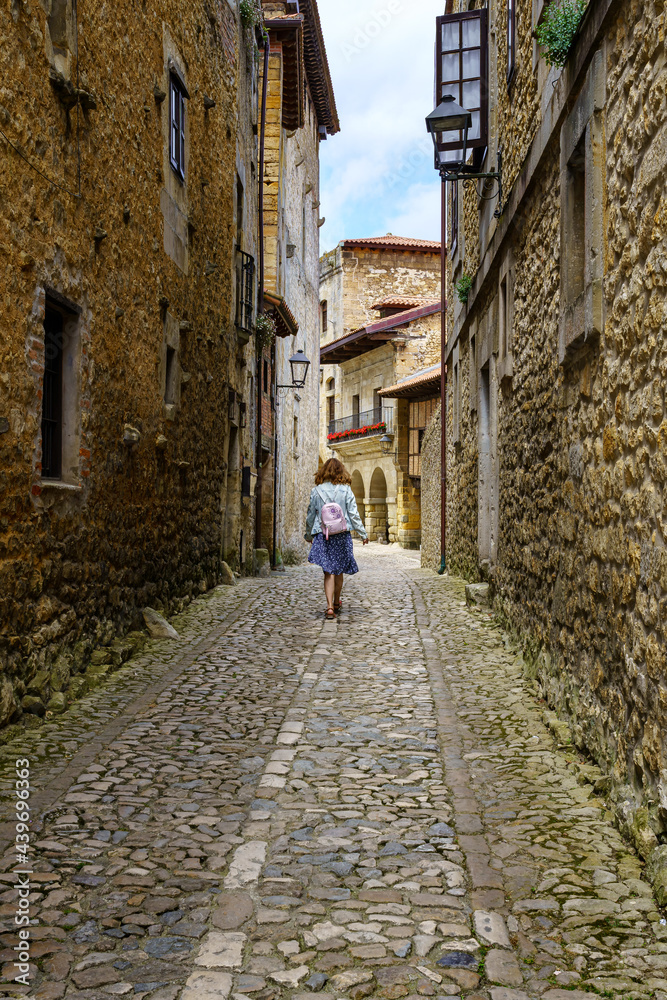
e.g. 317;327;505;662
379;364;442;398
342;235;442;252
372;295;441;311
300;0;339;135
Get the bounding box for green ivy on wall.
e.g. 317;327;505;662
535;0;588;68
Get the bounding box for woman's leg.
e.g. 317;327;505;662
323;573;335;612
334;574;344;609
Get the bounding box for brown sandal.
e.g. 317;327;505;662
333;601;342;614
325;609;336;620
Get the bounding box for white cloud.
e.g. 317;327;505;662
318;0;445;251
383;181;443;243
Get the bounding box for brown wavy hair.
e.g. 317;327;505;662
315;458;351;486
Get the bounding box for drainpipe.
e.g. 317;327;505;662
255;34;270;551
271;339;280;569
438;177;448;575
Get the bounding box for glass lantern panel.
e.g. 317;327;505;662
439;146;464;168
440;129;462;145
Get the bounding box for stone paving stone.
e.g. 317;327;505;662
0;547;664;1000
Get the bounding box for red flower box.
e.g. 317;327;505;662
328;421;386;443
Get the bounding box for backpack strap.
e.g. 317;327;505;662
315;484;342;506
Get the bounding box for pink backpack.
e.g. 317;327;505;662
316;486;348;540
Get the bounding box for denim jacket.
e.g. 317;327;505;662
305;482;368;542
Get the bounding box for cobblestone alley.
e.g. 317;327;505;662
1;547;666;1000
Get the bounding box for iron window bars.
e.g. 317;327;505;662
236;249;255;333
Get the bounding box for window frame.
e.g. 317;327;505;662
321;300;328;334
41;308;64;480
169;73;186;181
435;10;489;166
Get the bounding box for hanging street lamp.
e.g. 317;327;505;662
380;433;395;457
277;349;311;390
426;94;502;218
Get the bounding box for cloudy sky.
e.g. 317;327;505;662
318;0;445;253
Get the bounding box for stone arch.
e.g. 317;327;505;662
368;467;389;543
326;376;335;393
350;470;366;530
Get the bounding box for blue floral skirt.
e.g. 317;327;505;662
308;531;359;575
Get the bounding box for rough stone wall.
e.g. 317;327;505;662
420;404;441;570
0;0;258;725
445;334;480;582
443;0;667;848
339;247;441;337
275;89;322;564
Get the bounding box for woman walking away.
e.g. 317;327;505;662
305;458;368;620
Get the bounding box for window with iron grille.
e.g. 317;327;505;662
170;74;186;179
42;307;63;480
236;249;255;333
435;10;488;170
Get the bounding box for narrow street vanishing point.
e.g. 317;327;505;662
1;547;665;1000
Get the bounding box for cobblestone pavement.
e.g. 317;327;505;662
1;546;666;1000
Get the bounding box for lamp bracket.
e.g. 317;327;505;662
441;152;503;218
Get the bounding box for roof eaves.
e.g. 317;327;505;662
300;0;340;135
365;302;441;335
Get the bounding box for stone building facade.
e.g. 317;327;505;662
261;1;339;566
431;0;667;851
0;0;335;727
319;237;441;547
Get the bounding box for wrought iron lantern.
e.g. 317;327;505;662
278;349;311;390
289;350;310;388
380;433;395;456
426;96;502;217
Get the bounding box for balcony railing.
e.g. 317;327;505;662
327;406;393;444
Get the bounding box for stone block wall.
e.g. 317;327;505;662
275;92;323;564
0;0;258;726
442;0;667;848
420;405;441;570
